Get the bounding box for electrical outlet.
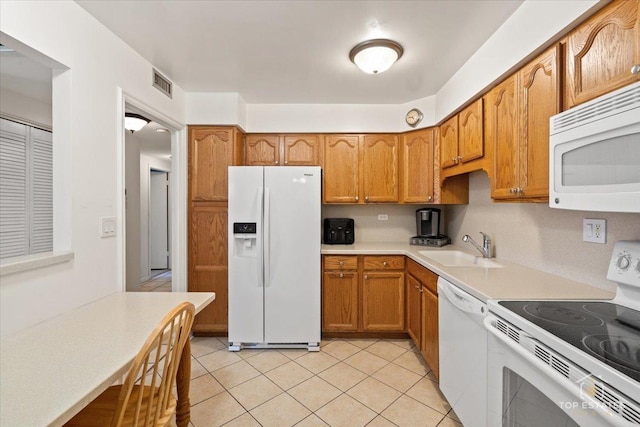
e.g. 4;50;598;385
377;214;389;221
101;217;116;238
583;219;606;244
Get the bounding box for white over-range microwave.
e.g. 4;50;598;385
549;80;640;213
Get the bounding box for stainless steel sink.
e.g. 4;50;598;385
418;250;504;268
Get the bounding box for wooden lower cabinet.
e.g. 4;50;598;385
406;274;422;345
322;255;405;333
421;286;439;379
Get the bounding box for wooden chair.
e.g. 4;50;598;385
65;302;195;427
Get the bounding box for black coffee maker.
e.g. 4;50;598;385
416;208;440;237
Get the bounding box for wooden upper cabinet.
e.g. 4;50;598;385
439;116;459;169
323;135;360;203
362;134;399;203
283;135;321;165
489;45;559;201
245;135;280;166
189;127;242;201
564;0;640;109
487;75;519;199
400;129;434;203
519;45;560;199
458;99;484;163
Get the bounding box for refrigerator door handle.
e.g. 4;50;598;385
264;188;271;287
256;187;264;287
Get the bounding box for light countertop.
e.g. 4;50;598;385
321;242;615;303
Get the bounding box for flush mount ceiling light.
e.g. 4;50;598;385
124;113;150;133
349;39;403;74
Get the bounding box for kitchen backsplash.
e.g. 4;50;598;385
446;171;640;292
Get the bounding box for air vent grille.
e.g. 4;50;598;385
534;345;551;364
588;382;640;425
550;81;640;134
496;319;521;343
152;68;172;99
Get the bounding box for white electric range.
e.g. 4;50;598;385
485;240;640;427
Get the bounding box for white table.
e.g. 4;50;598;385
0;292;215;427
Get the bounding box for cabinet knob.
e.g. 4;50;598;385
631;64;640;74
518;188;524;194
355;196;359;201
284;160;288;165
452;157;457;163
275;160;279;164
339;261;344;266
415;285;420;290
364;274;368;280
419;288;424;293
339;273;344;278
428;196;432;201
458;155;463;161
365;196;369;202
509;188;515;194
383;261;388;267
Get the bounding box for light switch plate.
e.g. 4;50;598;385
101;217;116;238
377;214;389;221
583;219;606;244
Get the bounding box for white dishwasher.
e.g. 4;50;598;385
438;277;488;427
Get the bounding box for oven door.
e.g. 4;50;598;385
485;315;635;427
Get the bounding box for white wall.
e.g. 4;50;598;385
139;154;171;283
446;172;640;292
0;86;52;128
0;1;185;338
185;92;248;130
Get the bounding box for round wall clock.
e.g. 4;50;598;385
405;108;423;127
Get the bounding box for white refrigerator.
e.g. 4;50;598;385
228;166;321;351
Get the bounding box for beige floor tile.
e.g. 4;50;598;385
265;361;314;390
427;370;439;383
346;377;402;413
235;349;265;360
321;340;362;361
279;349;308;360
372;364;422;393
190;391;247;427
447;409;461;422
437;417;463;427
190;373;226;405
250;392;311;427
212;360;261;389
228;375;284;410
198;350;242;372
191;357;209;379
295;413;330;426
381;395;444;427
217;337;230;347
392;350;430;376
367;415;398;427
245;350;291;373
344;350;389;375
406;378;451;415
315;394;376;427
343;338;378;349
295;351;339;374
221;412;261;426
317;362;368;392
191;337;227;357
386;339;415;351
365;341;407;362
288;376;342;412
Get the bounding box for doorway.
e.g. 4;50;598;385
149;169;170;273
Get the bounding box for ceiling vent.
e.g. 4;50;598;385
152;68;172;99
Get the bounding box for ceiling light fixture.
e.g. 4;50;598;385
349;39;403;74
124;113;150;133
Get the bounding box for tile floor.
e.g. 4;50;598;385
186;336;463;427
139;269;172;292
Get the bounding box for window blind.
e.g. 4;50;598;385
0;118;53;259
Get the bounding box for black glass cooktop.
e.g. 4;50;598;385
499;301;640;383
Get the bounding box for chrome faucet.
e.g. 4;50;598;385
463;232;493;258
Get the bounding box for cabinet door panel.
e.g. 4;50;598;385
565;0;640;109
245;135;280;166
283;135;320;166
190;129;233;201
362;272;405;331
323;135;360;203
459;99;484;163
421;288;439;379
401;129;434;203
322;271;359;332
519;46;559;199
488;75;519;199
407;274;422;346
439;116;459;169
362;135;399;203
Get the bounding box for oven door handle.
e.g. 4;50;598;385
484;315;633;427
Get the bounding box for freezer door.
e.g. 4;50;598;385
228;166;265;343
263;167;321;344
